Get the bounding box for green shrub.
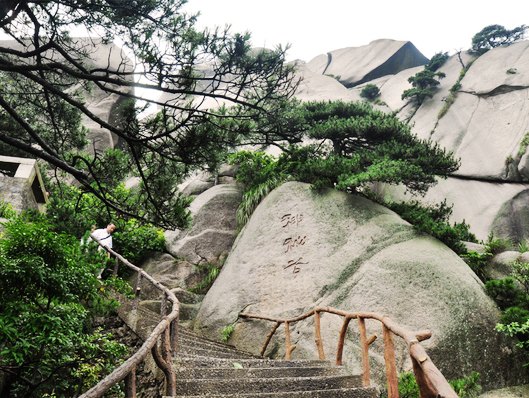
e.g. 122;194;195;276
189;262;222;294
380;371;480;398
496;320;529;350
113;219;165;264
426;52;449;72
385;200;476;254
512;260;529;293
484;233;512;254
0;200;16;219
462;250;492;282
396;371;420;398
360;84;380;101
518;240;529;253
229;151;288;227
0;217;128;397
485;278;524;310
449;372;481;398
501;306;529;325
220;323;236;342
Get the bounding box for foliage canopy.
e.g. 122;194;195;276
471;24;527;54
0;0;298;228
231;100;460;226
0;216;128;397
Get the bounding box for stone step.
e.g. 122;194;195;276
177;345;257;359
174;365;349;379
168;387;378;398
177;334;252;355
174;375;362;395
175;356;334;369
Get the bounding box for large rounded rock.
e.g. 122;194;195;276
165;184;242;264
132;253;199;299
195;182;527;390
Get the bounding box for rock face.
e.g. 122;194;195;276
195;182;527;390
295;40;529;242
306;39;428;88
165;183;242;264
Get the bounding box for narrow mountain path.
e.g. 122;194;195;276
170;327;378;398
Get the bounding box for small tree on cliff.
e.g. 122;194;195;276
0;0;298;229
401;51;448;106
471;24;527;54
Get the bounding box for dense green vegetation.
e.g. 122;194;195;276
2;3;528;393
460;234;529;364
0;215;129;397
46;180;168;264
383;200;475;254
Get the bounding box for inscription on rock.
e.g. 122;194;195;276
279;213;310;275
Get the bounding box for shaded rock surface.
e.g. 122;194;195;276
195;182;527;391
165;183;242;264
306;39;428;88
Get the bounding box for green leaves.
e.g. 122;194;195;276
471;24;528;54
0;217;127;396
231;100;460;234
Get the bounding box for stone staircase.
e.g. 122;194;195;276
170;327;378;398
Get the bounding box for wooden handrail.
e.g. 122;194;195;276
78;235;180;398
240;307;458;398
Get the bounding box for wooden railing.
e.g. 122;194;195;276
78;235;180;398
240;307;458;398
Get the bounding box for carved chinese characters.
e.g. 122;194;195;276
280;213;308;275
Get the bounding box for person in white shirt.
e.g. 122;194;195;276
90;223;116;278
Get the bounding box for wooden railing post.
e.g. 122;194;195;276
383;325;399;398
163;328;176;396
260;322;281;357
238;308;456;398
112;258;120;277
336;316;352;366
314;310;325;360
124;366;136;398
80;239;181;398
132;271;142;310
284;321;293;360
170;318;179;355
357;317;371;387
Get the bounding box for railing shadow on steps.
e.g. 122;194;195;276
78;235;180;398
239;307;458;398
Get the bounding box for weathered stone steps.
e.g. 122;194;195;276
175;356;334;369
174;375;363;395
169;387;378;398
174;365;348;379
172;328;377;398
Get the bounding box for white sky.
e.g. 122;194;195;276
184;0;529;61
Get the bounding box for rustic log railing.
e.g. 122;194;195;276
78;235;180;398
240;307;458;398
